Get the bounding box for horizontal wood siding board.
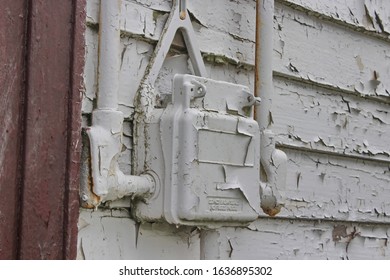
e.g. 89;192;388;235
272;76;390;159
275;148;390;223
202;218;390;259
278;0;390;36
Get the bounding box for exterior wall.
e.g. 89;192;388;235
78;0;390;259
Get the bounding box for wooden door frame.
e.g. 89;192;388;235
0;0;85;259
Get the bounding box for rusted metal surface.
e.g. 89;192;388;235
80;130;101;209
0;0;28;260
0;0;85;259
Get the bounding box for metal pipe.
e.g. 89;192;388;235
255;0;273;132
255;0;287;216
116;173;155;199
179;0;187;20
97;0;121;110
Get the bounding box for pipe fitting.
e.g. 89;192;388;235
259;130;287;216
80;0;155;208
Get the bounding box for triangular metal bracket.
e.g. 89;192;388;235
133;0;207;175
142;0;207;86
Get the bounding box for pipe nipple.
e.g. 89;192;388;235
179;0;187;20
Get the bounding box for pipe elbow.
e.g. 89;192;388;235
259;131;288;217
260;182;282;217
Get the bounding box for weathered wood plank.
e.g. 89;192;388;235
18;0;84;259
275;148;390;223
0;0;27;260
201;218;390;259
64;0;86;260
273;77;390;159
273;4;390;98
279;0;390;35
77;209;200;259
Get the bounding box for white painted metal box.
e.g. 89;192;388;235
134;74;261;227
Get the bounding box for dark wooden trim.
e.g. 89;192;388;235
63;0;86;260
18;0;85;259
0;0;85;259
0;0;28;260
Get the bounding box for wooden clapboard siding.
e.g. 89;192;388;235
78;0;390;259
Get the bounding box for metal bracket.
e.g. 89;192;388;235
142;0;207;87
134;0;208;175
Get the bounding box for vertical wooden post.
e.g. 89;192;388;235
0;0;85;260
0;0;28;260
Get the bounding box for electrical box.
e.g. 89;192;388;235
133;74;261;227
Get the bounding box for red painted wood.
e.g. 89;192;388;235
0;0;28;260
64;0;86;260
0;0;85;259
18;0;84;259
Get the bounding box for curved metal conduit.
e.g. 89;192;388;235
80;0;155;208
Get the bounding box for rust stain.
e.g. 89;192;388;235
261;205;282;217
253;0;261;122
80;129;101;209
332;225;348;241
333;225;360;244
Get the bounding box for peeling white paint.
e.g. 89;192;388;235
80;0;390;260
77;209;200;259
84;0;390;115
279;0;390;35
278;148;390;222
272;77;390;159
273;4;390;98
202;218;390;259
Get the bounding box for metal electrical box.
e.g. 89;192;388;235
134;74;261;227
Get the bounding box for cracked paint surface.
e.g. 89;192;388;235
77;209;200;259
272;77;390;159
201;218;390;259
84;0;390;115
79;0;390;259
